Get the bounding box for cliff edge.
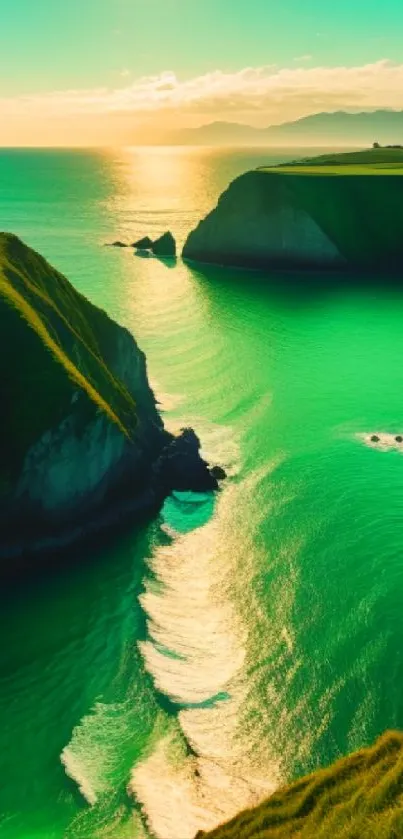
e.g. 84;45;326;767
197;731;403;839
183;149;403;273
0;234;218;566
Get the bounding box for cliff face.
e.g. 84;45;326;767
0;234;216;565
183;170;344;271
183;153;403;273
197;731;403;839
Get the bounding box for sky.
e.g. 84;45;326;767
1;0;403;145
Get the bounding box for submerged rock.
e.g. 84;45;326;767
0;234;219;570
132;236;153;250
151;231;176;257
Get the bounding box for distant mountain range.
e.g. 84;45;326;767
169;111;403;147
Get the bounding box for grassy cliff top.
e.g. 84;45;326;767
260;148;403;175
0;233;138;483
253;150;403;270
198;731;403;839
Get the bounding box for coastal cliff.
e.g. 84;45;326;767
0;234;217;566
197;731;403;839
183;150;403;272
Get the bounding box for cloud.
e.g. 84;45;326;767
2;60;403;135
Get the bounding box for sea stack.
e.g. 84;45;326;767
152;231;176;257
132;236;153;250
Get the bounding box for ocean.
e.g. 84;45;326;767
1;146;403;839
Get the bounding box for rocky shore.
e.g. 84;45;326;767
0;233;222;571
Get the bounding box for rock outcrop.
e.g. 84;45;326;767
154;428;223;492
151;231;176;257
0;234;220;569
183;152;403;273
133;236;153;250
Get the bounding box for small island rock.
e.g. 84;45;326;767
132;236;153;250
108;241;128;248
371;435;380;443
151;231;176;257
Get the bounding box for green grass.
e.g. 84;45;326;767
197;732;403;839
264;148;403;168
265;165;403;176
254;150;403;270
260;149;403;176
0;233;138;484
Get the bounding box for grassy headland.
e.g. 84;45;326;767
0;233;137;485
198;731;403;839
183;148;403;272
265;147;403;170
257;150;403;270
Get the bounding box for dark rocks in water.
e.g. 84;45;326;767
155;427;219;492
396;436;403;443
371;435;380;442
132;236;153;250
151;231;176;257
210;465;227;481
130;232;177;259
108;241;128;248
196;730;403;839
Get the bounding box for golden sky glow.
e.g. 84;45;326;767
2;60;403;146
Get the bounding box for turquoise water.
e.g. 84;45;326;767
1;147;403;838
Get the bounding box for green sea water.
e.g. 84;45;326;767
1;147;403;839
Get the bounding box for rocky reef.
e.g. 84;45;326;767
133;231;177;258
183;150;403;273
108;232;177;257
197;731;403;839
0;234;220;568
151;231;176;257
132;236;154;250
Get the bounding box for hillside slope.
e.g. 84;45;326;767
183;150;403;272
197;731;403;839
0;234;217;566
0;234;141;480
172;110;403;147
